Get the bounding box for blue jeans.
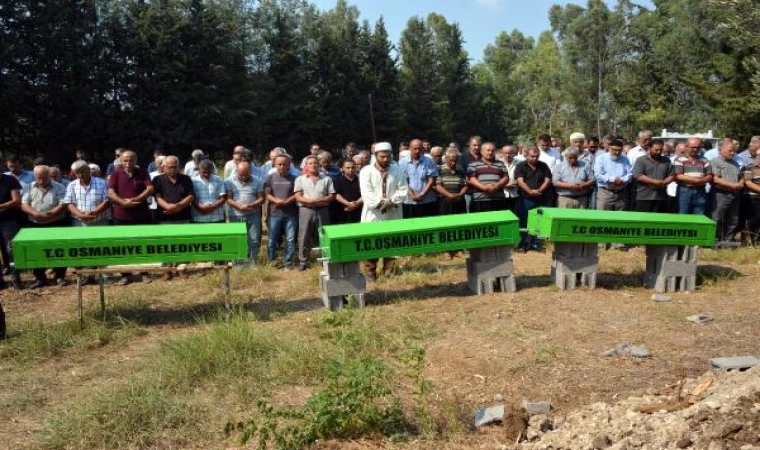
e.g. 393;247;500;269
268;214;298;265
229;213;262;262
677;186;707;215
518;196;546;248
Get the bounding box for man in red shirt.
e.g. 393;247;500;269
107;150;154;284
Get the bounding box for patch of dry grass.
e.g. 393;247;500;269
0;247;758;449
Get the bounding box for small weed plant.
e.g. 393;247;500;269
228;356;408;449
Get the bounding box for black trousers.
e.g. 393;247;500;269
403;201;438;219
634;200;667;213
29;220;68;280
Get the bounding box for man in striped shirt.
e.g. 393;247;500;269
467;142;509;213
674;137;713;215
65;161;110;226
191;160;227;223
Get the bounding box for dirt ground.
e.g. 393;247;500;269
1;246;759;449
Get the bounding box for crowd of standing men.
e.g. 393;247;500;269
0;130;757;288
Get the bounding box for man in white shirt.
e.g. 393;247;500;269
625;130;652;166
537;134;561;171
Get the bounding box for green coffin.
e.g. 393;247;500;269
12;223;248;269
527;208;716;246
319;211;520;263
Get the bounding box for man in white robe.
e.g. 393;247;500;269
359;142;408;281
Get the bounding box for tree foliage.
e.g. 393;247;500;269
1;0;758;166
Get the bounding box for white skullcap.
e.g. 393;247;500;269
88;163;101;172
569;132;586;141
374;142;392;153
191;149;204;157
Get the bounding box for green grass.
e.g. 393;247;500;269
41;381;204;450
37;307;437;449
0;315;145;363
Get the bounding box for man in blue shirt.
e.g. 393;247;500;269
738;136;760;167
5;154;34;193
400;139;439;218
594;138;632;211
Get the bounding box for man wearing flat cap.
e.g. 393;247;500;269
359;142;408;281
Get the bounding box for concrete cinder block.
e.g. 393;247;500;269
522;400;552;416
474;404;505;427
644;245;699;293
630;347;651;358
322;293;344;311
551;243;599;290
553;256;599;273
709;356;760;371
469;246;512;263
467;258;514;280
660;261;698;277
321;261;362;279
320;275;366;297
467;273;516;294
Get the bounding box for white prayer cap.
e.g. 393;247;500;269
374;142;392;153
569;132;586;141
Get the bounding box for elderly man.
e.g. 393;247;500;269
515;147;552;252
632;139;675;213
265;154;299;269
352;154;366;172
360;142;408;281
430;146;444;168
108;150;154;226
0;154;23;290
153;156;195;224
434;147;467;216
332;158;363;224
627;130;652;166
711;138;745;241
226;161;265;265
88;164;102;179
568;132;585;154
674;137;713;215
295;155;335;271
467;142;509;212
594;138;632;211
65;161;109;286
21;165;69;288
738;136;760;166
400;139;439;218
191;159;226;224
108;150;155;284
66;160;110;227
318;151;341;179
553;147;594;209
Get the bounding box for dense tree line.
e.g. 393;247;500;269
1;0;758;167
